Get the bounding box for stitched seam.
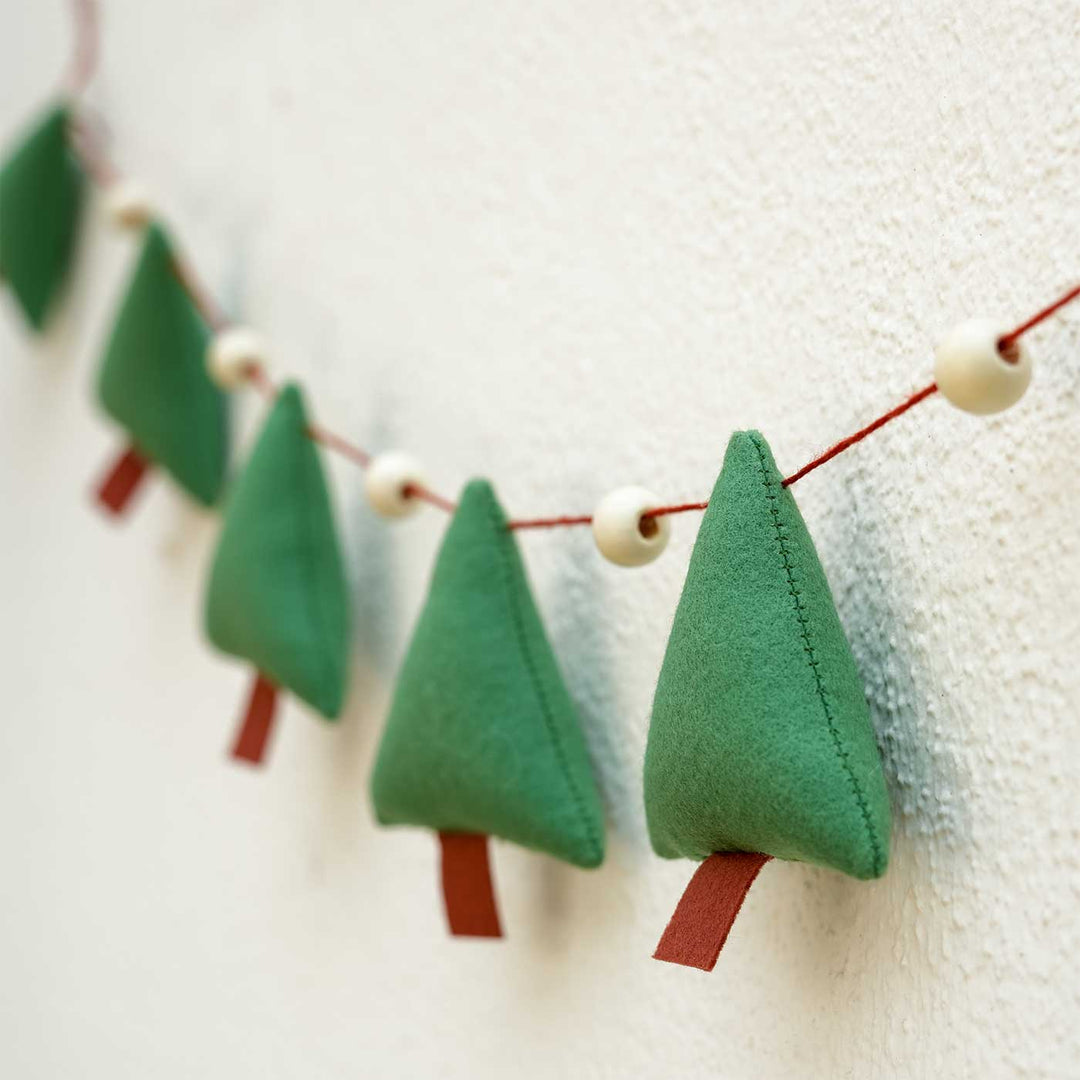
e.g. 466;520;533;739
488;501;602;863
159;230;216;503
749;434;882;876
295;411;338;713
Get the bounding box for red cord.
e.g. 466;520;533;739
777;381;940;489
306;423;371;469
65;0;99;95
999;283;1080;351
405;484;457;514
60;2;1078;533
171;257;230;332
506;514;594;531
239;286;1074;530
506;383;940;530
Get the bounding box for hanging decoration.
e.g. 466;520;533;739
371;480;606;937
95;221;230;513
0;101;86;330
205;383;352;765
644;431;892;970
2;0;1078;967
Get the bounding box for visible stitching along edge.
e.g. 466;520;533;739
488;499;603;864
295;399;340;715
749;433;883;876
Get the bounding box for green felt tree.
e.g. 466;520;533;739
96;221;229;513
205;383;352;765
0;101;86;330
644;431;891;970
371;479;605;937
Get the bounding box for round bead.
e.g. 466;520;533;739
206;327;267;390
105;178;154;229
592;486;671;567
933;318;1032;415
364;452;428;518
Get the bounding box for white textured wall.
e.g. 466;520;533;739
2;2;1079;1077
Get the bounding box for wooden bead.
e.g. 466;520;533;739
105;179;154;230
365;452;427;518
592;486;671;567
934;319;1032;415
206;327;267;390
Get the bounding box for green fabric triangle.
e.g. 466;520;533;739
0;101;85;330
371;480;605;869
96;221;229;506
644;431;890;880
205;384;352;719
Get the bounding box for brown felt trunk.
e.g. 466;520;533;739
438;831;503;938
96;443;151;516
231;672;278;765
653;851;771;971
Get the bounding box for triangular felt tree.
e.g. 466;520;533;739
0;101;86;330
644;430;891;971
205;383;352;765
95;221;229;514
371;479;605;938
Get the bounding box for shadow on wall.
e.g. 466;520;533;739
312;407;402;859
838;471;971;853
768;468;974;1035
518;537;640;955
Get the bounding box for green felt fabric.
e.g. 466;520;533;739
97;221;228;506
205;384;351;719
0;101;85;330
644;431;890;880
371;480;605;869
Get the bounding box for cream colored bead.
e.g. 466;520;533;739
592;486;671;567
364;452;428;518
934;318;1032;415
206;327;267;390
105;179;154;230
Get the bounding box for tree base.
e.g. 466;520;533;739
230;672;278;765
96;443;150;516
438;831;503;938
653;851;771;971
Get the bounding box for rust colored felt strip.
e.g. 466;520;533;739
653;851;771;971
230;672;278;765
438;832;503;938
96;444;150;516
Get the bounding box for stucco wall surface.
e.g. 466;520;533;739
1;2;1078;1078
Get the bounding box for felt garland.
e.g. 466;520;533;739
645;431;892;968
3;3;1079;971
0;101;85;330
371;480;605;934
95;221;230;511
205;383;352;763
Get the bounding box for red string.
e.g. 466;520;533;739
177;281;1080;530
69;112;119;187
777;381;940;490
999;283;1080;351
170;257;230;332
505;514;593;531
506;383;940;530
306;423;371;469
405;484;457;514
65;0;99;95
60;0;1079;535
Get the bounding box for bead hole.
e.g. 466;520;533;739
996;337;1022;365
638;513;660;540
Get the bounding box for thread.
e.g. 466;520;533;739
66;0;99;95
999;284;1080;351
777;382;940;490
60;0;1079;538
